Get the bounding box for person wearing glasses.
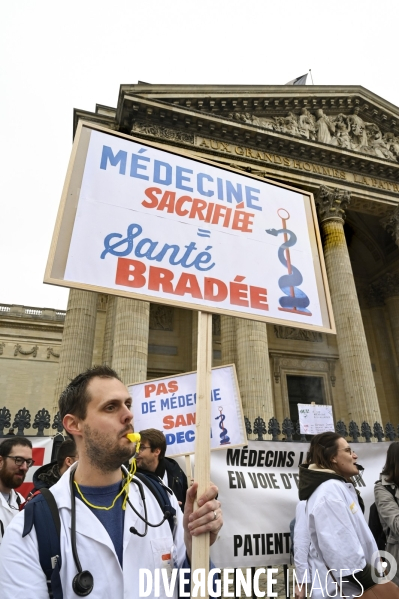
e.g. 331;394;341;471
136;428;188;510
297;431;380;599
0;436;33;544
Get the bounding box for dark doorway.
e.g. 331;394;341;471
287;375;325;424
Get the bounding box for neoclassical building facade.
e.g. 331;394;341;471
2;84;399;435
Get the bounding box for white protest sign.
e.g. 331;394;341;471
45;123;334;333
207;440;389;568
129;365;246;457
298;403;334;434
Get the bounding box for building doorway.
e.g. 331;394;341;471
287;375;325;424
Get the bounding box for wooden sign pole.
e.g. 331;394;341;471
191;310;213;596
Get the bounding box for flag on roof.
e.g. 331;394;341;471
285;73;308;85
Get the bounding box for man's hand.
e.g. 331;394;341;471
294;584;306;599
183;482;222;561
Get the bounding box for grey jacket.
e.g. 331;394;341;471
374;475;399;586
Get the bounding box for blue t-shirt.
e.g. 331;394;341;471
75;481;125;567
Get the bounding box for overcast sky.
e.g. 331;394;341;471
1;0;398;310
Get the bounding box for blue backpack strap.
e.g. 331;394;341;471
134;471;176;534
22;488;63;599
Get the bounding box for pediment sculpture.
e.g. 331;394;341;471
229;107;399;163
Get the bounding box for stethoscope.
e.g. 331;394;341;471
69;465;173;596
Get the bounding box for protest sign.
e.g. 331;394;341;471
204;440;389;568
298;403;335;434
129;364;246;457
44;120;335;583
45;122;334;334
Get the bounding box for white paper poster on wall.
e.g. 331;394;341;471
129;365;246;456
298;403;334;434
45;123;335;333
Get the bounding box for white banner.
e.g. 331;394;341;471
45;124;334;333
206;440;389;568
129;365;246;457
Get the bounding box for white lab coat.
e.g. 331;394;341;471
306;479;379;599
293;500;311;586
0;488;24;545
0;465;187;599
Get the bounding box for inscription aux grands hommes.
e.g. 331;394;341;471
196;136;399;194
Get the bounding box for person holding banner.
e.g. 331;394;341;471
0;366;223;599
298;432;381;599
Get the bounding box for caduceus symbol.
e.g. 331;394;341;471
266;209;312;316
215;406;230;446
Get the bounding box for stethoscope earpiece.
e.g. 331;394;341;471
72;571;94;596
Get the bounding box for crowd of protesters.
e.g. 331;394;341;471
0;365;222;599
2;367;399;597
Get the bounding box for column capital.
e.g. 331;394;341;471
315;185;351;224
380;206;399;247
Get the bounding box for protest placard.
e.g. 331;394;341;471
129;364;246;456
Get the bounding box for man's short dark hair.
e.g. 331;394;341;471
139;428;167;460
56;438;77;470
59;365;121;425
0;436;32;457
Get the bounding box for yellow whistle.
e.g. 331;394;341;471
126;432;141;443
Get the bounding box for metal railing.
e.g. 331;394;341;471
0;406;63;437
1;405;398;444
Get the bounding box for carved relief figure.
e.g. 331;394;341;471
315;109;336;144
227;105;399;163
334;114;351;149
298;108;316;140
346;107;372;149
385;133;399;159
368;125;396;160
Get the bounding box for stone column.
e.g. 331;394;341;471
220;316;236;365
315;185;381;424
53;289;98;410
112;297;149;384
381;208;399;366
102;295;116;365
378;274;399;368
367;282;399;423
235;319;274;428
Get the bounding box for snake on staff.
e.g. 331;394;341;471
266;213;311;314
215;407;230;445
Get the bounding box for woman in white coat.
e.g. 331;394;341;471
298;432;380;599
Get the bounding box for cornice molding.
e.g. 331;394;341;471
119;95;399;183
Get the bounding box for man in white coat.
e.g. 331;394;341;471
0;365;223;598
0;436;33;544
